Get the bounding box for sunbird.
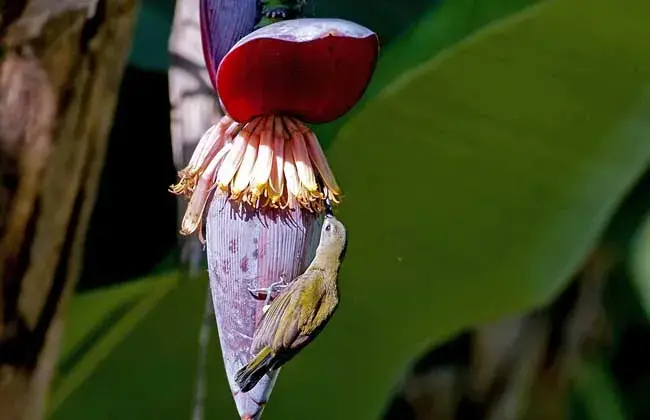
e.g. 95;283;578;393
235;206;347;392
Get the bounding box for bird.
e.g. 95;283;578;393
235;204;347;392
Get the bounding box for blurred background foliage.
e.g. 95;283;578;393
48;0;650;419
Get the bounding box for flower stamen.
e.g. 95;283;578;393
180;146;229;236
170;121;222;198
283;117;318;196
215;118;260;190
248;117;275;204
231;118;265;199
282;140;301;210
172;114;343;235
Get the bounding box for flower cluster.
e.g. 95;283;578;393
170;114;340;236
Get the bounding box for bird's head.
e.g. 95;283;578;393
319;214;347;258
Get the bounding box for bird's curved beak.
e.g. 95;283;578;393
324;186;334;216
324;197;334;217
325;202;333;216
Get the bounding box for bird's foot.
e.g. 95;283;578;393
248;275;289;312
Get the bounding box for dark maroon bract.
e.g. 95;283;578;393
216;18;379;124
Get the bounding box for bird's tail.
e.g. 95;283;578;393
235;347;275;393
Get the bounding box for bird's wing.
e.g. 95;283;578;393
295;271;338;343
308;283;339;332
250;280;300;354
289;286;338;350
276;271;327;350
296;269;327;332
250;270;329;354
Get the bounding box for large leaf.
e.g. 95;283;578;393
574;358;627;420
259;0;650;418
49;277;234;420
315;0;541;148
313;0;441;47
631;209;650;318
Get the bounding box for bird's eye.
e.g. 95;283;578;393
325;224;331;232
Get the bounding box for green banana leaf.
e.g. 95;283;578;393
313;0;442;47
631;211;650;318
574;357;627;420
315;0;541;148
49;277;218;420
261;0;650;418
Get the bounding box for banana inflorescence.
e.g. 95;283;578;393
170;114;341;237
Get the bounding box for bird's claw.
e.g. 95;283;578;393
247;279;287;299
247;287;269;300
248;275;289;310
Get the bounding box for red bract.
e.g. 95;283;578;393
216;18;379;124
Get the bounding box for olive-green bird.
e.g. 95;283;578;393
235;210;347;392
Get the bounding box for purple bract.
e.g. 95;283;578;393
200;0;257;92
206;196;322;419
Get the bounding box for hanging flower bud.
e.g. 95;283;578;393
171;15;379;420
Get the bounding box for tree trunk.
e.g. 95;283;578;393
0;1;139;419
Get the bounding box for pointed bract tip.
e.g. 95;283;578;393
239;400;266;420
233;385;269;420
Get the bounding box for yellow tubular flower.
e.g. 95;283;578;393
170;114;343;235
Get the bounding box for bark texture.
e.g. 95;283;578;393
0;1;139;419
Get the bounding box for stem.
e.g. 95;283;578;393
191;286;214;420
